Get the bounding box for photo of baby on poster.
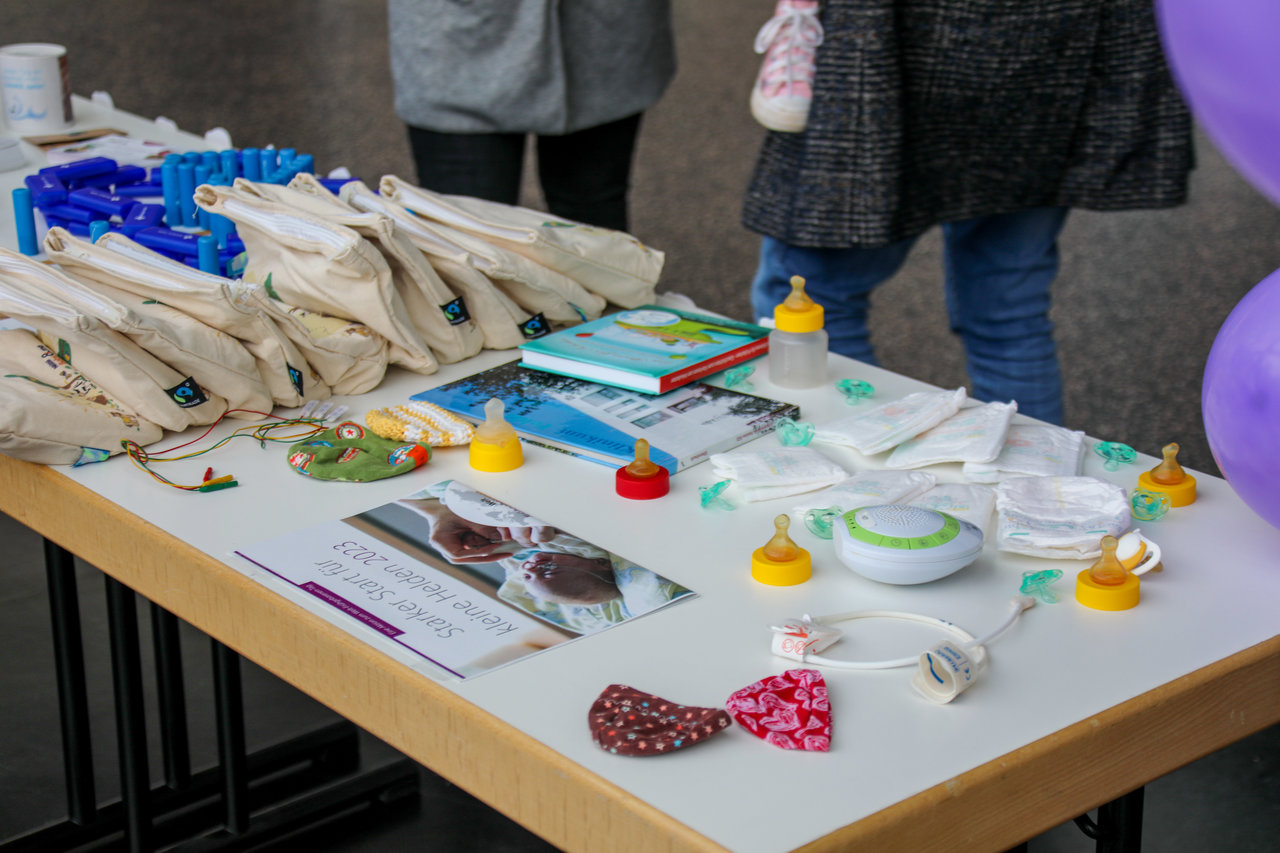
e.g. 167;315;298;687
234;480;695;678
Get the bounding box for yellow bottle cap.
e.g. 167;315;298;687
1137;469;1196;507
1136;442;1196;507
774;275;824;334
1075;567;1140;610
469;397;524;472
751;515;812;586
469;437;524;472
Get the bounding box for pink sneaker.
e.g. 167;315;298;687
750;0;823;133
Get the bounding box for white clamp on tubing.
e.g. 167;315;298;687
769;596;1035;704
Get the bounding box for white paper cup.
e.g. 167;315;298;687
912;641;984;704
1;43;74;134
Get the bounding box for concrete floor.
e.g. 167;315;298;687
2;1;1279;850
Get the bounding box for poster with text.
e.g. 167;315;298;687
233;479;695;678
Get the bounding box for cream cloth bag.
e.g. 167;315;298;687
0;249;228;431
194;182;438;374
244;291;389;395
380;175;662;308
41;229;273;417
376;177;608;324
340;181;553;349
0;328;163;464
43;229;330;407
260;174;484;364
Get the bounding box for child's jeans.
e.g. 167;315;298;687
751;207;1069;425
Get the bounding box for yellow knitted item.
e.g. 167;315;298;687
365;401;475;447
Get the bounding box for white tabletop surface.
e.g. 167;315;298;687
5;102;1280;853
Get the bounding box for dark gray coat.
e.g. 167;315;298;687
743;0;1194;247
389;0;676;136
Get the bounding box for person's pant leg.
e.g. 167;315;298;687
536;113;643;232
750;235;915;365
406;126;526;205
942;207;1069;425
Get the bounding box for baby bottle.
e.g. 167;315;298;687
769;275;828;389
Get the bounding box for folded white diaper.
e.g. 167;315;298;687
709;446;850;503
816;388;967;456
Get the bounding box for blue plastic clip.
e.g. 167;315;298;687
12;188;38;256
24;172;67;207
241;147;261;181
178;163;197;227
134;226;203;257
39;202;95;223
39;156;117;181
210;213;235;251
68;187;134;218
120;203;165;236
220;149;239;180
89;220;111;243
197;235;220;275
161;162;182;225
259;149;276;181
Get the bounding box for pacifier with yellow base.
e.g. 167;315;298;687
1076;535;1140;611
1137;442;1196;507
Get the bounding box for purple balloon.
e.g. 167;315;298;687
1202;268;1280;530
1157;0;1280;206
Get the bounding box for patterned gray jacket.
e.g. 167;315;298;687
743;0;1194;248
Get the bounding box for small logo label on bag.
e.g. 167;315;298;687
519;313;549;339
440;297;471;326
166;377;209;408
288;364;304;396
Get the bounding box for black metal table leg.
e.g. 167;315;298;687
152;603;192;791
105;575;152;853
212;640;250;835
1073;786;1145;853
6;548;419;853
43;540;96;826
1096;787;1144;853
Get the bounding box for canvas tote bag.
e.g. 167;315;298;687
41;229;274;417
194;182;438;374
0;248;228;431
0;327;163;465
377;176;608;324
45;230;331;407
340;181;551;349
261;174;484;364
380;174;663;308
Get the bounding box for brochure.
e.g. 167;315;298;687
233;479;695;678
413;359;799;472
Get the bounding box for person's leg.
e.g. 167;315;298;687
406;125;526;204
942;207;1069;425
535;113;643;232
751;235;916;365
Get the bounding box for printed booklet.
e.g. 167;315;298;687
234;480;696;679
413;359;799;472
518;305;770;394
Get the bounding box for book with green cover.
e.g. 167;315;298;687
518;305;770;394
